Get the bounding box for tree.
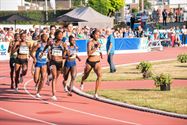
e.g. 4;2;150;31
139;0;152;10
72;0;87;7
144;0;151;10
88;0;124;16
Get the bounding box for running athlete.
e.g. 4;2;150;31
8;33;20;89
48;30;66;101
80;29;102;98
63;35;81;96
31;34;48;98
12;32;32;92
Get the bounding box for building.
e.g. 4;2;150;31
0;0;44;11
152;0;187;10
125;0;139;10
0;0;23;11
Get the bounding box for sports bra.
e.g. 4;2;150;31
90;43;101;56
18;43;29;55
67;45;78;59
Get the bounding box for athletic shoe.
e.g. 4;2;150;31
80;84;84;90
64;85;68;92
94;94;98;99
14;88;18;93
36;93;41;98
51;96;57;101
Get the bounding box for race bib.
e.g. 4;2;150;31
19;46;29;55
40;52;47;59
69;54;77;59
52;49;62;56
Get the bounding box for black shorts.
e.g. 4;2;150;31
86;59;100;68
9;57;16;69
15;58;28;65
50;60;62;71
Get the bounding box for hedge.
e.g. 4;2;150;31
0;9;71;24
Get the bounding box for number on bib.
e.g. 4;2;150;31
52;49;62;56
19;46;29;55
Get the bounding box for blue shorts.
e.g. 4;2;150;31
64;60;76;68
35;62;46;68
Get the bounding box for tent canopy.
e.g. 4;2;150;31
50;15;86;22
0;14;36;22
62;7;113;28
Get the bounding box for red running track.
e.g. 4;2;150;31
0;47;187;125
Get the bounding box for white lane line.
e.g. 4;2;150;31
0;77;56;125
0;107;56;125
24;79;141;125
0;77;7;80
0;71;10;73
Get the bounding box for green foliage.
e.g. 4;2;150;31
139;0;152;10
144;0;151;10
137;61;152;78
131;8;138;14
88;0;124;15
72;0;86;7
177;53;187;63
155;23;162;29
136;61;152;73
152;73;172;87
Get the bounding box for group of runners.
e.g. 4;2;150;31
8;24;103;101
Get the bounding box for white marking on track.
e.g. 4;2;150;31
0;77;56;125
0;107;56;125
24;79;142;125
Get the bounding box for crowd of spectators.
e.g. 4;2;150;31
0;23;186;48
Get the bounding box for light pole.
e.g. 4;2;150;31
142;0;144;12
45;0;48;21
69;0;72;8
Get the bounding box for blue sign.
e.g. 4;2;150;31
0;44;6;56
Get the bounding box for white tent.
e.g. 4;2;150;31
63;7;113;28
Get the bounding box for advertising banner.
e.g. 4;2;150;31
0;42;9;61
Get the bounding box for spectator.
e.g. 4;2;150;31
123;28;128;38
141;12;148;30
152;9;157;22
106;28;116;73
130;14;135;30
175;26;181;46
156;9;160;23
126;13;131;27
135;26;144;38
5;28;14;42
127;27;134;38
168;10;173;23
76;27;86;39
0;29;5;42
162;9;167;26
181;25;187;47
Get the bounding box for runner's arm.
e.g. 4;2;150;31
11;41;19;55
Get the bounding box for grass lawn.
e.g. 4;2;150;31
76;60;187;82
88;87;187;115
77;60;187;115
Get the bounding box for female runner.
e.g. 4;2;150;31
80;29;102;98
